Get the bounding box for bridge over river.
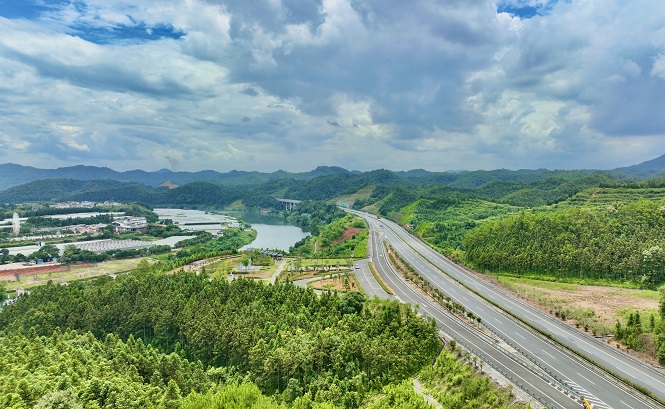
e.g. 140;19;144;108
276;198;301;211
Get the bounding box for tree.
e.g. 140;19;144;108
642;246;665;286
31;244;60;261
102;225;114;239
12;253;27;263
660;285;665;319
33;389;83;409
339;291;365;315
159;379;182;409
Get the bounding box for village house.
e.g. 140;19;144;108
112;217;148;233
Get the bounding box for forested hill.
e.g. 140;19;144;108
463;199;665;285
2;152;665;192
0;165;636;206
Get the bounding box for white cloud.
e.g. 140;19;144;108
652;54;665;80
0;0;664;173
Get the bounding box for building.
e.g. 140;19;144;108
83;223;108;235
112;217;148;233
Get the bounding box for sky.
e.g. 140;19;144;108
1;0;665;173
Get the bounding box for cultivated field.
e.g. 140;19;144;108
308;274;361;292
1;258;153;292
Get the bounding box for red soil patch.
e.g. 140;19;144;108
0;263;95;279
333;227;364;244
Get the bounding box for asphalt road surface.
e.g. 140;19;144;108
367;224;583;409
352;260;393;299
350;209;665;409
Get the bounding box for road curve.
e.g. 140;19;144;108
350;209;665;409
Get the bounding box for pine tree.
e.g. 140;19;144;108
159;380;181;409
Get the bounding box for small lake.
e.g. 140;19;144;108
235;212;310;252
241;223;309;252
155;209;309;253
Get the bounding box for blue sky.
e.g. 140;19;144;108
0;0;664;173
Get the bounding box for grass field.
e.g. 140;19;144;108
300;258;354;267
330;185;375;207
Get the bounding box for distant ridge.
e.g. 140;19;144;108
0;163;356;191
612;153;665;179
616;153;665;172
1;154;665;193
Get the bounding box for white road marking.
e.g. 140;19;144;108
576;372;596;385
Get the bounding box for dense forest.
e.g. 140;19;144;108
0;268;441;408
463;200;665;285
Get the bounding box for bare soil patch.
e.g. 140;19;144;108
234;268;274;280
333;227;364;244
492;277;657;326
0;263;68;279
472;270;661;366
1;259;150;291
0;263;96;280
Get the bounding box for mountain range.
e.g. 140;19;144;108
1;154;665;205
0;163;356;192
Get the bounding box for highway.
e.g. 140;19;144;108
352;261;393;299
365;224;583;408
350;209;665;409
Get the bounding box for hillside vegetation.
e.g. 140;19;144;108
289;213;369;259
463;200;665;285
0;268;440;408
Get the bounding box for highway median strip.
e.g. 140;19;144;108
368;261;393;295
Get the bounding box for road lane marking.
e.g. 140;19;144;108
576;372;595;385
